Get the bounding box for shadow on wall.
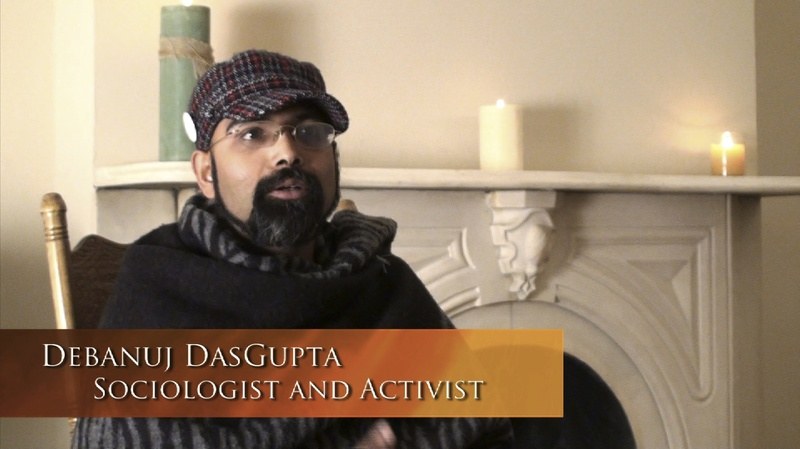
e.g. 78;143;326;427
523;105;585;171
226;3;320;58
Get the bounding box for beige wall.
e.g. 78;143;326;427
96;0;757;174
1;1;94;447
755;1;800;447
1;0;797;448
1;0;56;328
0;2;64;447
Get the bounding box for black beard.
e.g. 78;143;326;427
246;167;326;248
210;163;331;250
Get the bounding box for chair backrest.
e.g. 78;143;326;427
40;192;128;329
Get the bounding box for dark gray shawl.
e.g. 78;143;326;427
73;196;512;448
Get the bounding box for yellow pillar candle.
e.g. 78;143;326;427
480;99;523;170
710;131;745;176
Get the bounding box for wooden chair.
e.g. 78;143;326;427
40;192;128;330
40;192;128;435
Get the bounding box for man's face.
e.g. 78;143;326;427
193;103;339;249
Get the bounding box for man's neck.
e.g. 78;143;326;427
266;241;316;263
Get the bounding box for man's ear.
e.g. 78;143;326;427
191;150;215;199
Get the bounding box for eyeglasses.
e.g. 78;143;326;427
210;120;339;150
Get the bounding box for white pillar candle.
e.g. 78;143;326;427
480;99;523;170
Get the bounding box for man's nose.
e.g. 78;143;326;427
271;132;302;167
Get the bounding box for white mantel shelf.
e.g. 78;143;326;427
95;162;800;196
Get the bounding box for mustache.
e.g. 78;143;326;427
253;166;316;198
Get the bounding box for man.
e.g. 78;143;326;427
73;50;512;448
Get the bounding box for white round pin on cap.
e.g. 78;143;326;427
183;112;197;143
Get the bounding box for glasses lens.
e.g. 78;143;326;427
234;123;278;148
227;122;336;150
295;123;336;148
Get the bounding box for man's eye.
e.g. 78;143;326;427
238;127;268;142
297;124;334;144
297;126;319;138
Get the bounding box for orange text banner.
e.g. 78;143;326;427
0;329;562;418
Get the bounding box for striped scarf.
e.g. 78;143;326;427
177;194;397;279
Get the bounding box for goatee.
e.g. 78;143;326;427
246;167;326;248
211;165;329;250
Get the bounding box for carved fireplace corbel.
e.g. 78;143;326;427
487;190;556;300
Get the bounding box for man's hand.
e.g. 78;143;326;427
354;419;396;449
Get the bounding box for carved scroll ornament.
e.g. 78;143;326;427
487;190;556;300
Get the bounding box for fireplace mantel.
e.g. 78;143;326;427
95;162;800;195
95;163;799;449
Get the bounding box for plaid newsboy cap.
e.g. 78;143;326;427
186;49;349;151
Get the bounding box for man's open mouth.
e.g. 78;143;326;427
276;185;303;191
269;178;306;199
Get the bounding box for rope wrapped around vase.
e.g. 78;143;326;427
159;37;214;78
